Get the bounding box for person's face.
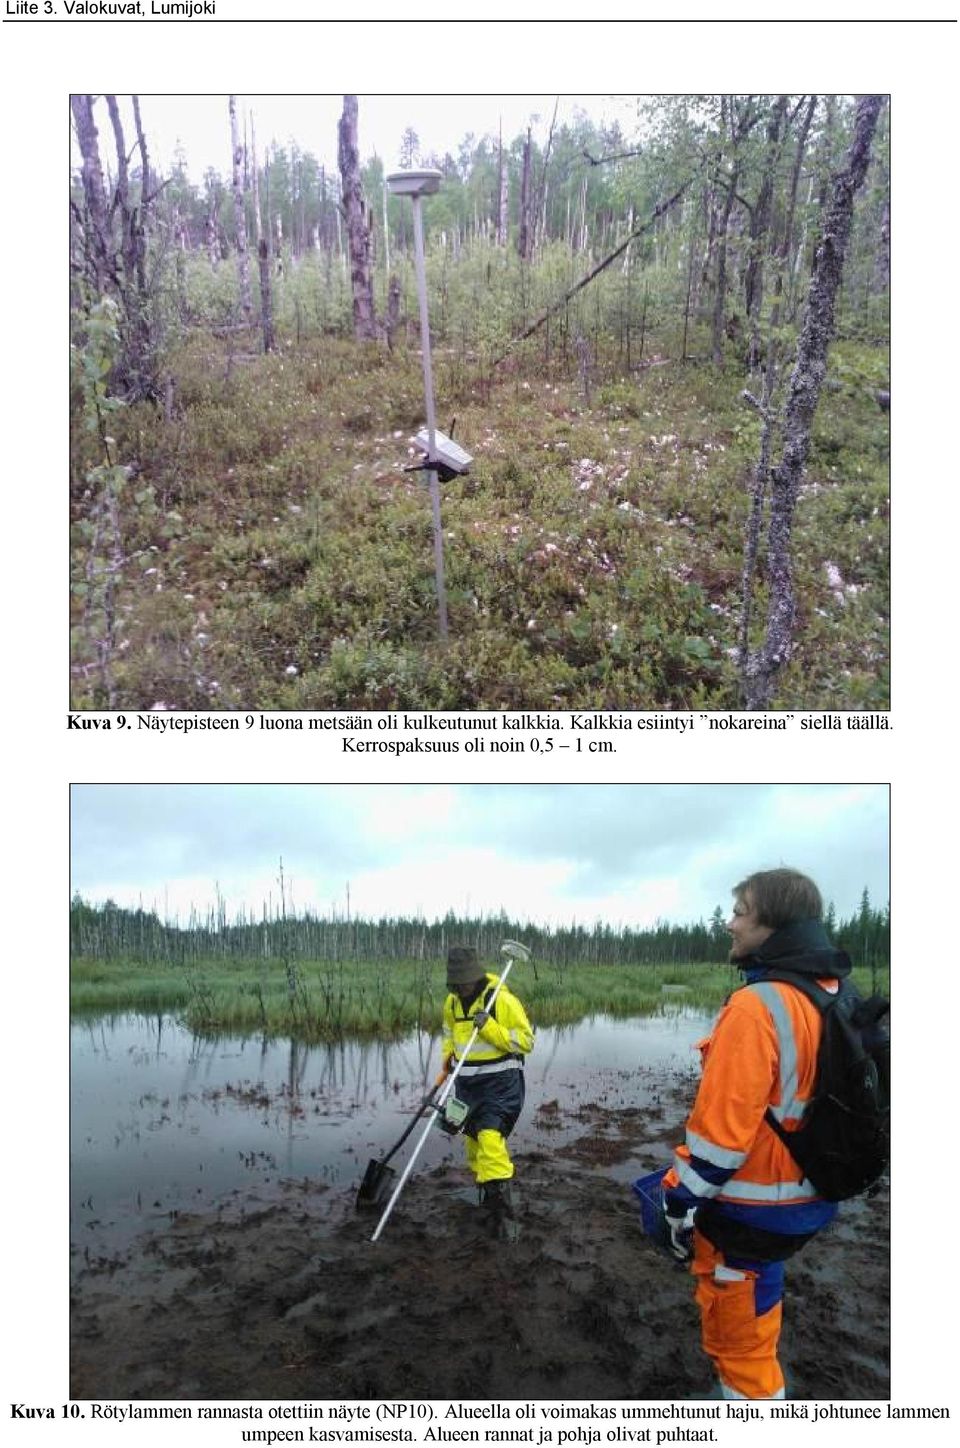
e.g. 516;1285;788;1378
727;891;775;960
456;978;484;1004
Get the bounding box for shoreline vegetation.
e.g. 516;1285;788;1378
70;955;890;1045
71;892;890;1043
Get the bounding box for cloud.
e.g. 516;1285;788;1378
71;784;889;927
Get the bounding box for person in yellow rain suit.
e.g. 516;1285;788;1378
440;946;535;1232
662;869;851;1401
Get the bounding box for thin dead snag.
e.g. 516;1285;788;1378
740;95;884;709
492;181;691;368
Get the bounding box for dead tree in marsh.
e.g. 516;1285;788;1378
229;96;252;320
740;94;884;710
337;94;377;340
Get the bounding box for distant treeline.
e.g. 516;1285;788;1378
70;891;889;973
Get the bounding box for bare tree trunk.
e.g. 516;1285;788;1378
70;94;110;293
385;273;401;351
337;94;377;340
249;110;263;248
518;127;532;261
496;121;508;246
712;97;760;365
745;95;789;367
229;96;252;320
533;98;559;252
741;95;884;709
105;95;154;399
258;239;275;353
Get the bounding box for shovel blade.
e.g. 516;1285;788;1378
356;1157;396;1211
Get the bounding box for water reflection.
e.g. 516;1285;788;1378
71;1008;710;1261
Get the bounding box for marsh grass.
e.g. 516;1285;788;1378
70;955;889;1043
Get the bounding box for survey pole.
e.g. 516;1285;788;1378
409;192;448;640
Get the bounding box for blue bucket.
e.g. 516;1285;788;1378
632;1167;670;1250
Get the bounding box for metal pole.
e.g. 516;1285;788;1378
410;193;449;641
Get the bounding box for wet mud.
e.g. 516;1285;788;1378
70;1080;889;1402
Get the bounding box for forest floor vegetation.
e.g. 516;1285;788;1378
70;332;889;710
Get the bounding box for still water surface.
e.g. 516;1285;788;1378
71;1009;710;1258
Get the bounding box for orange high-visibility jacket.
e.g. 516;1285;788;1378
666;975;840;1213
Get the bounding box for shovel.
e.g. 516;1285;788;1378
356;1081;442;1211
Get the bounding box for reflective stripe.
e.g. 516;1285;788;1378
686;1128;748;1170
714;1265;747;1282
675;1154;723;1198
720;1380;785;1401
718;1175;820;1203
750;981;805;1124
456;1057;523;1077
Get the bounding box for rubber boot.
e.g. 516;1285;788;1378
480;1180;518;1241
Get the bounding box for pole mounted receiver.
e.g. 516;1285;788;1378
500;940;531;963
385;169;442;199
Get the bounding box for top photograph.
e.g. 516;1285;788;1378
69;94;889;713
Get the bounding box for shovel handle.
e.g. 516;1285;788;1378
379;1082;441;1169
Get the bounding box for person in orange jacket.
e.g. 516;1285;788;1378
662;869;851;1401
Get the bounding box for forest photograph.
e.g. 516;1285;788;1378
69;94;889;713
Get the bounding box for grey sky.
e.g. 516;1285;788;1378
81;95;641;185
71;784;888;929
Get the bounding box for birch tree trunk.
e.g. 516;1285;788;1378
229;96;252;320
337;94;377;340
741;95;884;710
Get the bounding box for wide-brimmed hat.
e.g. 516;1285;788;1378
447;945;483;986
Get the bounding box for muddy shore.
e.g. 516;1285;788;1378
70;1083;889;1402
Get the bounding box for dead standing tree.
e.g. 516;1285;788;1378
337;94;377;340
229;95;252;321
740;94;885;710
70;94;161;400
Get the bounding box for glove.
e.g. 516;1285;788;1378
664;1206;696;1264
473;1009;491;1031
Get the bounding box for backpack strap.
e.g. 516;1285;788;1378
753;967;839;1012
745;970;839;1147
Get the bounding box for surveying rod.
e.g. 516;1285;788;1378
410;191;449;640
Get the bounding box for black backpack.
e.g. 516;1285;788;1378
757;970;890;1202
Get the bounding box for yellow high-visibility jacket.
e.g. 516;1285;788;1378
442;972;534;1076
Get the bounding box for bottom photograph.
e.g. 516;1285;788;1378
69;783;890;1403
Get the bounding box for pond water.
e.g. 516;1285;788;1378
71;1009;711;1261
